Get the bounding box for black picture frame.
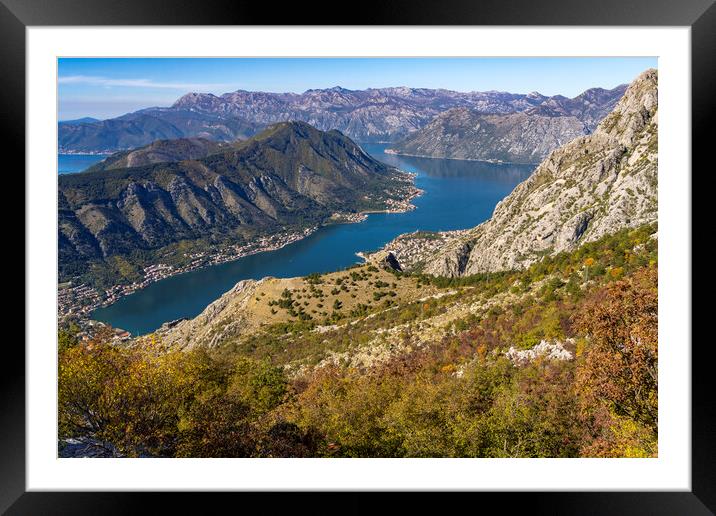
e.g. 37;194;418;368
5;0;712;512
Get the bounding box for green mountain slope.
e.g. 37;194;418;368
58;110;261;153
58;122;415;284
60;222;658;458
85;138;232;172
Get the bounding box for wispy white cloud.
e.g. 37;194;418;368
58;75;233;91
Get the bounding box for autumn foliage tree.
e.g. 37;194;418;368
57;225;659;458
58;340;204;456
574;266;658;456
58;337;314;457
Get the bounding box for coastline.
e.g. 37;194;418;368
384;148;539;166
58;175;423;337
59;226;320;333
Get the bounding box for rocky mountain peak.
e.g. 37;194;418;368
594;69;657;145
526;91;546;100
396;69;658;277
172;92;220;108
62;82;629;152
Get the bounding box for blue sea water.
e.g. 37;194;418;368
58;154;107;174
90;144;534;335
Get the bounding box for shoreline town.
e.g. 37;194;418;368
58;180;422;340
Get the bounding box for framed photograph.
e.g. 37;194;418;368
7;0;713;511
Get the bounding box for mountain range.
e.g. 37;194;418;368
151;69;658;349
388;85;627;163
58;69;659;460
383;69;658;276
58;110;261;154
58;83;627;154
85;138;232;172
59;117;101;125
152;68;658;361
387;109;588;164
58;122;413;281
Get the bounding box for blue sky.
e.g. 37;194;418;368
58;57;657;120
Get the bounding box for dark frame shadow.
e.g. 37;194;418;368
5;0;712;512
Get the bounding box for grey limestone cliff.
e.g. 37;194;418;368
388;109;588;164
398;69;657;277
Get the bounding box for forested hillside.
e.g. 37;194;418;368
59;224;657;458
59;122;415;288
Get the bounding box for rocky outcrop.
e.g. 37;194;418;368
155;279;261;349
370;230;471;275
504;339;574;367
381;252;403;272
418;68;657;276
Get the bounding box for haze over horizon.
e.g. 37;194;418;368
58;57;657;120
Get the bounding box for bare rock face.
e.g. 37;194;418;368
504;339;574;367
60;83;626;153
157;279;261;349
422;69;658;276
423;240;473;277
388;109;588;164
382;251;403;272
